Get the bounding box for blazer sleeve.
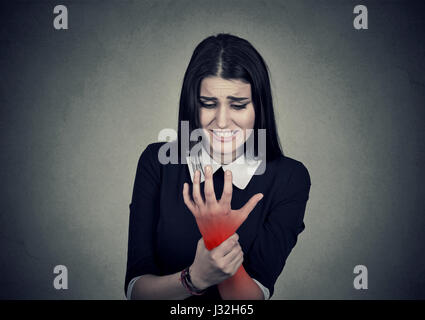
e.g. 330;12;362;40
124;143;162;295
243;160;311;298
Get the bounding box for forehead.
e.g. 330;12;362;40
200;77;251;97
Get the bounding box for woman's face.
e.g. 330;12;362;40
199;76;255;163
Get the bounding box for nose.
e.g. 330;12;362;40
215;105;230;128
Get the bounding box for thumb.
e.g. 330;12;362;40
236;193;264;225
198;237;205;248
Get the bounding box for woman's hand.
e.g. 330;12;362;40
182;165;263;249
189;234;244;290
183;165;265;299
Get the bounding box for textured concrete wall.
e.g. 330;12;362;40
1;0;424;299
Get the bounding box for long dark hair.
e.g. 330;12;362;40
177;33;283;162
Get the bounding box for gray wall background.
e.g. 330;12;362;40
1;0;424;299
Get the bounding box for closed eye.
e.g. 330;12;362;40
231;104;248;110
199;101;216;109
199;101;248;110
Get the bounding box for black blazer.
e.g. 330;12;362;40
125;142;311;300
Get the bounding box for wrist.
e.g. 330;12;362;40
188;265;208;291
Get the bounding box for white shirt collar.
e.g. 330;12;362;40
185;144;262;190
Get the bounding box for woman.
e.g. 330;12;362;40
125;33;311;300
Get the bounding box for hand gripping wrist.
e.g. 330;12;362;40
180;266;206;295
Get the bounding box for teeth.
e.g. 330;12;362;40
213;130;237;137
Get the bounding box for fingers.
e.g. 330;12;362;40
220;170;233;206
213;233;239;257
221;235;243;276
183;183;196;214
228;250;244;274
231;233;239;241
221;240;242;266
192;170;204;208
203;165;217;207
197;237;206;250
236;193;264;224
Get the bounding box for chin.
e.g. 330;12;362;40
211;143;246;159
211;141;239;153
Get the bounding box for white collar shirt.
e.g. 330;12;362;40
185;144;263;190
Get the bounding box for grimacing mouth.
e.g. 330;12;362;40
209;129;240;136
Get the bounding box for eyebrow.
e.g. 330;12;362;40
199;95;250;102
